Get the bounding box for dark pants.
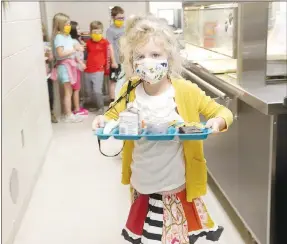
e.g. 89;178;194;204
47;79;54;111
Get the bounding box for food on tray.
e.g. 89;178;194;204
145;121;169;134
169;120;184;127
178;125;203;134
103;120;119;134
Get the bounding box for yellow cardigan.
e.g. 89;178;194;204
105;77;233;202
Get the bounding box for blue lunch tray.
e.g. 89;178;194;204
95;126;212;141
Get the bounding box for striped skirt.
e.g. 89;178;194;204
122;189;223;244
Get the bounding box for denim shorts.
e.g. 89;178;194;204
57;65;70;83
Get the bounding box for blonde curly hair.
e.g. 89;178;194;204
120;15;182;78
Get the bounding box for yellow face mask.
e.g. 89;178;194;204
91;33;103;42
63;25;71;35
114;20;124;28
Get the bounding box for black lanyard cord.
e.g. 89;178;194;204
105;78;141;113
97;139;124;157
97;79;142;157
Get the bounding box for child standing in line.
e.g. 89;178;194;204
51;13;84;123
84;21;117;114
92;15;233;244
106;6;125;103
42;23;58;123
70;21;88;116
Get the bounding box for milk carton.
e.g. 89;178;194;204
119;110;140;135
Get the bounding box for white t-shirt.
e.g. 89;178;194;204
131;83;186;194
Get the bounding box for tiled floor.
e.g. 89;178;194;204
14;114;245;244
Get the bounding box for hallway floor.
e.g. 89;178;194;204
13;115;246;244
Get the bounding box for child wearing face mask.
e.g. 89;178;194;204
92;15;233;244
51;13;84;123
106;6;125;103
70;21;88;116
84;21;117;114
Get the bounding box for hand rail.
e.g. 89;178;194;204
182;67;227;99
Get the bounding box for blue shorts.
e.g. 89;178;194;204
57;65;70;83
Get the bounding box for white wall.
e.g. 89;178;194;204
267;2;287;55
149;2;182;16
2;2;53;244
44;1;149;34
149;2;183;29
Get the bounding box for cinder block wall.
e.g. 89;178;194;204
2;2;53;244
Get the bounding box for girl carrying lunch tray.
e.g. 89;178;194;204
92;15;233;244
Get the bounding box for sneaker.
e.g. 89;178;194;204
63;113;83;123
51;112;58;123
73;107;89;116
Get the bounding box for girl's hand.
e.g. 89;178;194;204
80;40;86;46
56;46;75;58
47;51;53;61
205;117;226;133
111;62;118;69
92;115;107;130
81;63;87;70
74;44;84;52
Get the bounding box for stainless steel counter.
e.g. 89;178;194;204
182;65;287;244
181;3;287;244
182;65;287;115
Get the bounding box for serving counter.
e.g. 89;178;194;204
182;2;287;244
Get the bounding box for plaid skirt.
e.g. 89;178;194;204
122;189;223;244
